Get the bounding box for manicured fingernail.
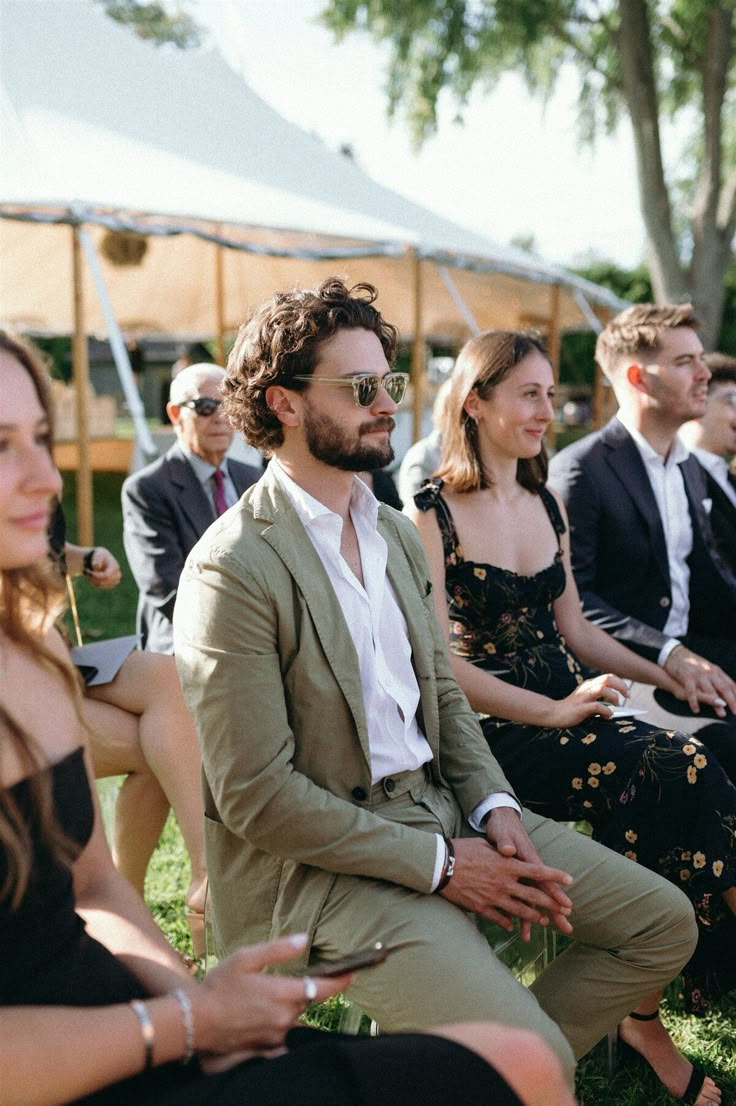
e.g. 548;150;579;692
288;933;308;947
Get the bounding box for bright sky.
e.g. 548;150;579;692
194;0;646;270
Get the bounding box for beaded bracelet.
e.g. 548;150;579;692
173;988;195;1065
129;999;155;1070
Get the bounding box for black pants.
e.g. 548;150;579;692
653;632;736;782
74;1027;522;1106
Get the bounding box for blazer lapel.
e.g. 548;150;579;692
230;461;258;498
601;420;670;582
167;445;216;537
254;473;371;766
380;511;435;678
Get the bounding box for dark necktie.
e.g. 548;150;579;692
213;468;228;516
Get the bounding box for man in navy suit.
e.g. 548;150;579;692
549;304;736;773
123;364;260;653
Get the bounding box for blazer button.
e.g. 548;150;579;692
383;777;396;793
352;786;368;802
659;596;671;608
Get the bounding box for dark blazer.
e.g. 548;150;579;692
548;417;736;662
701;465;736;576
122;443;260;653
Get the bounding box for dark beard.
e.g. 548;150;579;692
303;405;395;472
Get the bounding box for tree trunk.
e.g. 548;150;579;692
689;6;734;350
617;0;733;348
616;0;690;305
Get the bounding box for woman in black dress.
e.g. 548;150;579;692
0;330;574;1106
406;330;735;1106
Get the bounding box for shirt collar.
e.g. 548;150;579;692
616;414;689;468
271;457;379;532
180;444;229;485
691;446;728;482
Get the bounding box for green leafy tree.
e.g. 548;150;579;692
322;1;736;347
95;0;202;49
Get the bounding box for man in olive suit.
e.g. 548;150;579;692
174;280;695;1088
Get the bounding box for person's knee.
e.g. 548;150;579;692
449;1023;576;1104
649;879;698;964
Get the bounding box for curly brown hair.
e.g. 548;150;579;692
436;330;550;494
595;303;699;380
223;278;399;453
0;331;80;909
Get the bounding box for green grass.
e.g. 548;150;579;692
60;471;138;640
79;472;736;1103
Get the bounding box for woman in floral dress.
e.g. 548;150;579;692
406;330;736;1106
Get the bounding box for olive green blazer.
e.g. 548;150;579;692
174;465;516;961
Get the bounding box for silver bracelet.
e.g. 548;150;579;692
129;999;155;1070
173;988;195;1065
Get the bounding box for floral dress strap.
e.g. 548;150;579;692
539;485;566;554
413;479;462;566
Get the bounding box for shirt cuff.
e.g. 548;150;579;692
468;792;522;833
430;834;447;892
658;638;682;667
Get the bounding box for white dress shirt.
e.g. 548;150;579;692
272;460;518;887
617;416;692;664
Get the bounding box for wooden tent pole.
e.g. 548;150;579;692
592;307;612;428
547;283;561;450
410;249;424;444
213;225;226;366
71;224;93;546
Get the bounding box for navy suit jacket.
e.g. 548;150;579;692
701;465;736;577
548;418;736;662
122;443;260;653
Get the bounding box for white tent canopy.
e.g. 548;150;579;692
0;0;627;343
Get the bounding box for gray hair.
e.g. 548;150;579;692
169;364;225;405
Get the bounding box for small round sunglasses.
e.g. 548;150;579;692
179;396;224;417
291;372;409;408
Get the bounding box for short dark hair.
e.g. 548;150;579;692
435;329;549;494
704;351;736;389
223;278;399;453
595;303;699;380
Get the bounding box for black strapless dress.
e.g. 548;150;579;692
415;480;736;1014
1;747;518;1106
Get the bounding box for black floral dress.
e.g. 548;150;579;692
415;480;736;1014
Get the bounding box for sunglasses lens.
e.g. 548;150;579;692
385;375;407;404
355;377;379;407
193;398;220;416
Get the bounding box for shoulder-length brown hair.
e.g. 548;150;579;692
435;330;550;494
0;331;80;909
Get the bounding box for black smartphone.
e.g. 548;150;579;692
307;939;420;977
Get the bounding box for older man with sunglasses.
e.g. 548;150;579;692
173;280;696;1091
122;364;260;653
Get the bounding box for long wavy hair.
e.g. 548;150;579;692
435;330;550;494
0;331;81;909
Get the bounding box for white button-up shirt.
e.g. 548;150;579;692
618;416;692;664
272;460;518;887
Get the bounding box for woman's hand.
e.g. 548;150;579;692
546;673;629;728
191;934;352;1059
